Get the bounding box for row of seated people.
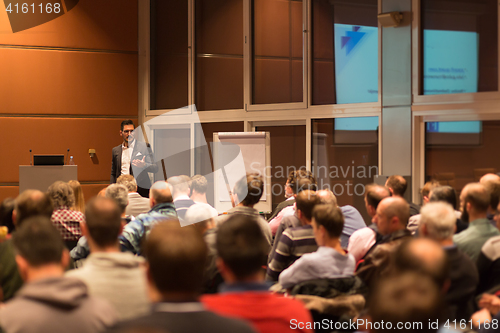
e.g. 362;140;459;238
2;170;500;332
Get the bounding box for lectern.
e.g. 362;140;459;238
19;166;78;193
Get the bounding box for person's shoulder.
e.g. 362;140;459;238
112;145;122;153
201;310;256;333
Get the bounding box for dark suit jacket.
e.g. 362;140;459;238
111;141;158;197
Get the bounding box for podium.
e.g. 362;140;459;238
19;166;78;193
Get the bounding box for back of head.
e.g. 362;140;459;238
392;238;448;288
419;202;456;241
312;204;344;239
105;184;129;214
296;190;319;220
386;175;407;197
47;181;75;209
290;170;317;194
369;272;443;333
85;197;122;248
117;174;138;192
421;180;441;200
68;180;85;213
480;173;500;185
382;197;410;227
0;198;15;233
190;175;208;194
13;216;65;267
15;190;53;227
429;186;457;209
462;182;490;213
483;179;500;211
216;214;270;280
317;189;337;207
365;184;391;209
233;173;264;207
145;221;207;295
167;175;191;198
150;181;173;204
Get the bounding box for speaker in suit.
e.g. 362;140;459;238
111;140;158;198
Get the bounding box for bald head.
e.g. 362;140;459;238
150;181;173;206
365;184;391;217
393;238;448;287
460;182;490;214
386;175;407;197
317;189;337;207
14;190;53;227
374;197;410;235
480;173;500;185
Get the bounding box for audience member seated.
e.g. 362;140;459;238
108;221;256;333
68;180;85;214
315;189;366;249
472;293;500;332
268;170;317;235
0;216;117;333
453;183;499;262
269;177;317;263
348;184;390;262
407;180;441;234
168;175;195;220
415;211;479;321
0;190;53;302
368;272;444;333
67;197;150;320
480;174;500;224
48;181;85;250
477;198;500;294
71;184;131;262
356;197;411;287
279;204;356;290
120;181;177;254
428;185;467;234
0;198;15;237
117;175;150;217
190;174;218;217
385;175;420;216
267;171;297;221
267;190;319;282
183;204;219;293
202;214;313;333
214;173;272;245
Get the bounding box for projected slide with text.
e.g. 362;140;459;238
423;30;478;95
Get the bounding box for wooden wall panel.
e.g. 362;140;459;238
0;0;138;51
0;187;21;203
0;49;138;116
254;59;290;104
0;117;137;183
254;0;290;57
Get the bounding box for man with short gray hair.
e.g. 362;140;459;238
117;175;150;217
419;202;479;321
119;181;177;254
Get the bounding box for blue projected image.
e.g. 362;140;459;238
334;24;378;104
426;121;481;133
335;117;379;131
423;30;478;95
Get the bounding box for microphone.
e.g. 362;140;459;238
29;149;33;166
65;148;70;165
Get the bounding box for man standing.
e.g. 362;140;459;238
111;120;158;198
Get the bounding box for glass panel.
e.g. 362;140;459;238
255;125;306;212
425;120;500;196
312;117;379;225
422;0;498;95
195;0;244;111
194;122;245;206
150;0;189;110
312;0;378;105
252;0;303;104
